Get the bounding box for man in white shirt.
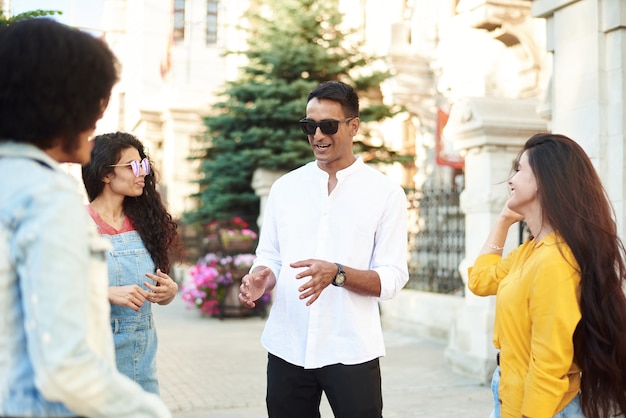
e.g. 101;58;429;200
240;81;409;418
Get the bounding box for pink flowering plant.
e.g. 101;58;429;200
181;251;270;316
184;217;270;317
181;253;234;316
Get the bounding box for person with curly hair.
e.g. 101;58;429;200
0;18;171;417
82;132;183;394
469;133;626;418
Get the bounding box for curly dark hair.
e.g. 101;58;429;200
0;18;118;152
522;133;626;418
82;132;183;274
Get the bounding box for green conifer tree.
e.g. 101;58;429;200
186;0;406;229
0;10;61;26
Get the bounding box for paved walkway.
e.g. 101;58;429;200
155;295;492;418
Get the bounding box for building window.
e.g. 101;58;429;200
173;0;185;42
206;0;218;45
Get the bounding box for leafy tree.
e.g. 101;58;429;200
0;9;61;26
186;0;408;229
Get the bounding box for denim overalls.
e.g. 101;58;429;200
104;230;159;395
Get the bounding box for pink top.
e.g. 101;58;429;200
85;205;134;235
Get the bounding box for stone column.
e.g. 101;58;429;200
162;107;205;218
251;168;286;229
443;96;546;382
532;0;626;237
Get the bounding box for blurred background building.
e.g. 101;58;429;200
7;0;625;382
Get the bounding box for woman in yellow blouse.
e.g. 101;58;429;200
469;133;626;418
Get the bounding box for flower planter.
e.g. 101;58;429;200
204;235;221;252
219;228;257;254
215;279;265;319
222;238;255;254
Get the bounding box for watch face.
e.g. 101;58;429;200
334;272;346;287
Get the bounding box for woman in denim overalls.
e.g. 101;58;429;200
82;132;183;394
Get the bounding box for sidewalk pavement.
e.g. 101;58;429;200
155;295;493;418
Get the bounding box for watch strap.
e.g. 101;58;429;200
332;263;346;287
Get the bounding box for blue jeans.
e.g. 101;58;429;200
489;366;585;417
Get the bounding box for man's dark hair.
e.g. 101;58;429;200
306;81;360;118
0;18;119;151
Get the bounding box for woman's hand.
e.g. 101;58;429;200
109;285;150;312
500;202;524;225
144;269;178;305
478;203;525;256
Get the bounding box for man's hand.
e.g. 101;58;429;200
290;259;338;306
239;267;272;308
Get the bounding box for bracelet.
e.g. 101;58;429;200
488;244;504;251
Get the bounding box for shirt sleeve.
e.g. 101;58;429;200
251;185;282;278
374;185;409;300
15;182;170;418
467;253;508;296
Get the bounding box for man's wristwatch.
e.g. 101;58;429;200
332;263;347;287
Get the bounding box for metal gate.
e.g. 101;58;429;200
406;184;465;295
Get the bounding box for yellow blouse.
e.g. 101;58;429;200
469;232;582;417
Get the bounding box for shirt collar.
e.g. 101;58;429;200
530;230;562;248
336;155;363;179
312;155;363;179
0;141;62;172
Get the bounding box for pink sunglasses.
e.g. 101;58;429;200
109;158;151;177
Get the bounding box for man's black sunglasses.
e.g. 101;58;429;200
298;117;356;135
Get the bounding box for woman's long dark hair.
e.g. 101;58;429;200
524;133;626;418
82;132;183;274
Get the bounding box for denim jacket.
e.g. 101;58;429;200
0;142;171;417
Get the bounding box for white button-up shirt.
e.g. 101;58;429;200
252;157;409;369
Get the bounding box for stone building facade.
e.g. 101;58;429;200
94;0;626;381
385;0;626;381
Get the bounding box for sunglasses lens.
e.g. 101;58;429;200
130;160;140;176
319;120;339;135
299;120;315;135
299;119;340;135
141;158;150;175
127;159;150;176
